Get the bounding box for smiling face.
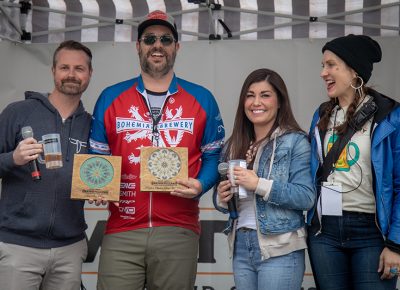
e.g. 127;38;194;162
52;49;92;97
321;50;357;106
244;80;279;139
136;25;179;78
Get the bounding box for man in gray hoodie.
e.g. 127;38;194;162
0;40;93;290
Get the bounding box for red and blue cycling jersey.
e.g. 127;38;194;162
89;74;224;235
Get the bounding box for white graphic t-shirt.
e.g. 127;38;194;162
324;97;375;213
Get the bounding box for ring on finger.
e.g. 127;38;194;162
390;267;399;276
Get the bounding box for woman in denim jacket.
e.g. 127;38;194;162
214;68;315;290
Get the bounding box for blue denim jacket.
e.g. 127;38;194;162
255;131;315;234
215;130;315;235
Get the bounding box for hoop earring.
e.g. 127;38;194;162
350;75;364;98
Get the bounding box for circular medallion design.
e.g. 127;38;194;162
80;157;114;188
147;148;182;180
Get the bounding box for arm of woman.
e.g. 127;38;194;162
262;134;316;211
386;108;400;247
379;111;400;279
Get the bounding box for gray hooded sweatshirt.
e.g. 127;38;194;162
0;91;91;248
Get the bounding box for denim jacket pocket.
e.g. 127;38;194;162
258;207;304;234
258;149;289;180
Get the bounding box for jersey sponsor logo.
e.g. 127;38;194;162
115;105;195;147
116;118;152;132
120;190;136;198
120;182;136;189
119;207;135;215
121;173;137;180
119;199;135;204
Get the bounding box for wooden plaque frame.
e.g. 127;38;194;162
140;147;188;192
71;154;122;201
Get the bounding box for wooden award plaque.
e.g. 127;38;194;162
71;154;122;201
140;147;188;192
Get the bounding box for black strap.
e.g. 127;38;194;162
320;126;356;182
320;98;378;182
146;91;165;147
151;113;162;146
80;281;87;290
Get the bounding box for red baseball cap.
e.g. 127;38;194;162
137;10;178;41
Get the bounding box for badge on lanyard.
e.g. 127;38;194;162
318;182;343;216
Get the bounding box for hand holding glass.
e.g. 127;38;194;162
38;133;63;169
228;159;248;199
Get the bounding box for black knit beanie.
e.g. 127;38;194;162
322;34;382;83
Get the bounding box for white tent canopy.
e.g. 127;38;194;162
1;0;399;43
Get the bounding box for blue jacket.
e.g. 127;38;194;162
215;130;315;234
307;89;400;248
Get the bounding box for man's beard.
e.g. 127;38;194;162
139;47;176;78
56;77;88;96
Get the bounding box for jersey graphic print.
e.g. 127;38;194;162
116;100;194;164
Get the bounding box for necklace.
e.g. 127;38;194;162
246;141;258;164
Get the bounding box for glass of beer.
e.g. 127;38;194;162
38;133;63;169
228;159;247;199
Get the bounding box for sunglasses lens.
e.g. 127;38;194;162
160;36;174;45
142;35;174;46
143;35;157;45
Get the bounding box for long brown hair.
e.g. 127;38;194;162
224;68;303;161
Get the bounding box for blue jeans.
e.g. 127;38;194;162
232;229;305;290
307;211;398;290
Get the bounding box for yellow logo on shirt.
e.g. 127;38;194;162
327;134;360;172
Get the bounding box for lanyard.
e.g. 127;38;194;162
143;89;169;147
151;112;162;147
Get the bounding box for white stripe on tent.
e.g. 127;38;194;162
345;0;364;35
114;0;132;42
274;0;292;40
381;0;400;36
180;0;200;41
147;0;165;14
239;0;257;40
48;0;66;43
310;0;327;38
81;0;99;42
1;0;399;43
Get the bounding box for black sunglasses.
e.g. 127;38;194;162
140;34;175;46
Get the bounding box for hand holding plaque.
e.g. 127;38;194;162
140;147;188;192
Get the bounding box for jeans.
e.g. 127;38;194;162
307;211;398;290
232;229;305;290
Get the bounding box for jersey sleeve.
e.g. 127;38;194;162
196;89;225;196
89;89;111;155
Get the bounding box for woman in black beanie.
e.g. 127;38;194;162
307;34;400;290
